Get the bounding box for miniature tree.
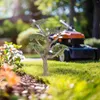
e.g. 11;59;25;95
29;18;66;76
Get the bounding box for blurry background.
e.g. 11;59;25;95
0;0;100;54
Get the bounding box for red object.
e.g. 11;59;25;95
53;31;85;40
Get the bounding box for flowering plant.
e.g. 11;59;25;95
0;42;25;69
0;42;25;99
0;63;20;100
0;42;24;98
0;63;20;86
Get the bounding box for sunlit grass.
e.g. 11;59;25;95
22;60;42;76
22;60;100;99
22;60;100;80
24;54;40;58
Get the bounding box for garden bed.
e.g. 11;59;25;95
0;72;50;100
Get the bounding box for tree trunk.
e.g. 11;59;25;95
69;0;76;26
29;0;42;19
42;57;48;76
83;0;94;38
12;0;22;16
92;0;100;38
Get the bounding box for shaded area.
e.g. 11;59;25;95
71;60;100;64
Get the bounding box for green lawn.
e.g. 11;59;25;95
24;54;40;58
22;60;100;100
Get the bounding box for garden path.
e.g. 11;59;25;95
22;58;42;62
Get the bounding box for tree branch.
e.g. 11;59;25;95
48;49;63;59
32;46;42;57
49;32;62;50
35;39;44;49
32;19;45;36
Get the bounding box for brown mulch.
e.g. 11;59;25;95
1;72;52;100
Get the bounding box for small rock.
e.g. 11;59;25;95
22;90;28;94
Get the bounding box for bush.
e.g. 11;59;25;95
17;28;38;49
0;42;24;100
0;42;24;69
0;19;30;43
0;20;16;38
16;19;30;33
84;38;100;48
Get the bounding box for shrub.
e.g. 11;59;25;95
16;19;30;33
0;42;24;69
0;19;30;43
40;16;61;30
17;28;38;49
0;42;24;99
84;38;100;48
0;63;21;100
0;20;16;38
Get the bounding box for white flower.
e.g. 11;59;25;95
0;52;2;55
9;45;14;48
4;44;8;48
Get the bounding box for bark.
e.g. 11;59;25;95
29;0;42;19
69;0;76;26
42;56;48;76
92;0;100;38
12;0;22;16
83;0;94;38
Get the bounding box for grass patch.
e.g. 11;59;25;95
24;54;40;58
22;60;100;99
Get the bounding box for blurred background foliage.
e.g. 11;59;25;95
0;19;30;43
0;0;100;49
0;0;100;99
17;28;38;49
85;38;100;48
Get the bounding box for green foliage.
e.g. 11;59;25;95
24;54;40;58
0;42;24;69
34;0;92;38
0;19;30;39
0;91;20;100
16;19;30;33
34;0;69;16
84;38;100;48
32;16;61;31
29;33;46;54
0;20;16;37
35;0;59;15
52;43;68;56
30;17;65;57
22;60;100;100
17;28;38;48
42;16;61;29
